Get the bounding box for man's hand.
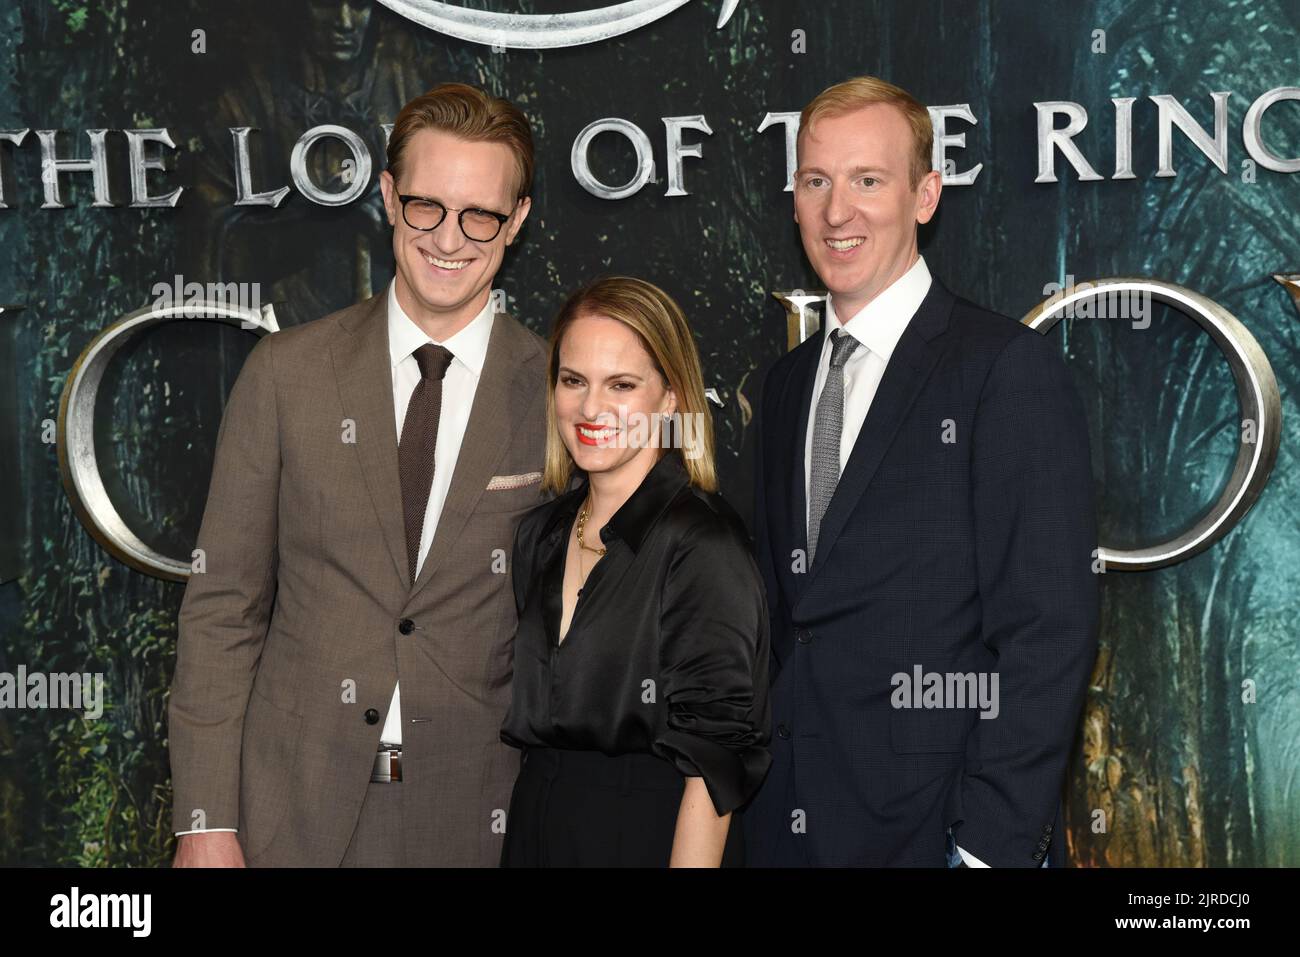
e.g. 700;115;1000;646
173;831;246;868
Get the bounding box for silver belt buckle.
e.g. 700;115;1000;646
372;745;402;783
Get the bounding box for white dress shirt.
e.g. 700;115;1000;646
382;280;495;746
803;254;931;532
799;255;991;868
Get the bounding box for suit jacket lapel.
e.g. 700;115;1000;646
407;311;537;601
331;293;410;591
797;279;957;602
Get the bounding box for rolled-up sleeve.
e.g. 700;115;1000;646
653;516;772;816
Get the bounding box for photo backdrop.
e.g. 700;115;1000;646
1;0;1297;866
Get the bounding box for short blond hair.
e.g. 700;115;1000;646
799;76;933;190
542;276;718;495
387;82;534;201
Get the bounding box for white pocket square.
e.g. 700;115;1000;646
486;471;542;491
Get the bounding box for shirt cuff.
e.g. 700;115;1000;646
956;843;991;868
653;729;772;816
174;828;238;837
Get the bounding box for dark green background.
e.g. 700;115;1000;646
1;0;1297;866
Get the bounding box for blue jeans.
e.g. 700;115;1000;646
946;827;1049;868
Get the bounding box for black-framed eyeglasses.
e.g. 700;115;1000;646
396;194;513;242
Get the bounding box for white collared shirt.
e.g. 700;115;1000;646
382;280;495;746
803;253;932;532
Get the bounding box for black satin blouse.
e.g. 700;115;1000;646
501;448;772;816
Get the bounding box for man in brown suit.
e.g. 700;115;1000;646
169;83;548;866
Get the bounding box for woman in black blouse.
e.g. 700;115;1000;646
500;276;771;867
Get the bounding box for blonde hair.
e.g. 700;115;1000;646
799;75;933;189
542;277;718;495
386;82;534;200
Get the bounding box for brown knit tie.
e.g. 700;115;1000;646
399;342;454;585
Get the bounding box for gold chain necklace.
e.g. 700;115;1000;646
574;501;603;590
575;497;607;557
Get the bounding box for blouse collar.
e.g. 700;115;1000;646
545;448;691;555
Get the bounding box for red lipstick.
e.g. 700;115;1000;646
575;422;616;446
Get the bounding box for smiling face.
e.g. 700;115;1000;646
554;312;678;481
794;103;941;319
379;127;531;334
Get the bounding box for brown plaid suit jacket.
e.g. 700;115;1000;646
168;291;549;865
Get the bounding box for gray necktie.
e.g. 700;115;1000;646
808;329;860;564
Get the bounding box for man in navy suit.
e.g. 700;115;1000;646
742;76;1099;867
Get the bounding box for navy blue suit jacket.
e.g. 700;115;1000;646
742;275;1099;867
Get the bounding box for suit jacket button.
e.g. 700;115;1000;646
776;723;791;739
364;708;380;725
1042;824;1053;833
795;628;811;644
398;618;415;635
1031;850;1044;861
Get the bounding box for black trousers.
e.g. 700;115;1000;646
501;747;744;867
